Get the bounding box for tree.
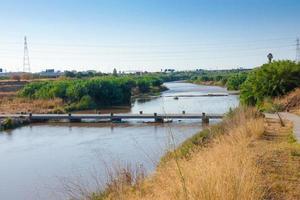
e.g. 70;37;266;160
226;73;248;90
64;71;76;78
137;79;150;93
113;68;118;76
152;78;163;87
240;60;300;105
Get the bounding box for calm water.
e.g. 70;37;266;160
0;82;239;200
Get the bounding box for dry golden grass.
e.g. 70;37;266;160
274;88;300;115
95;107;266;200
82;107;300;200
0;91;17;99
0;97;64;114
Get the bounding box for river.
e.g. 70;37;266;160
0;82;239;200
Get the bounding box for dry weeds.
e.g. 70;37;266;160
95;107;266;200
274;88;300;115
0;97;64;114
80;106;300;200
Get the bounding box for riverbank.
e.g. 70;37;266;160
0;85;168;115
189;80;240;95
0;117;30;131
191;79;225;87
260;88;300;116
86;106;300;200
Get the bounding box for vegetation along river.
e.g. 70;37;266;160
0;82;239;200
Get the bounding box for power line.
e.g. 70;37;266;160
23;36;30;72
0;36;296;48
0;43;296;55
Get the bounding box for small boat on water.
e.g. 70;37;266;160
174;96;179;100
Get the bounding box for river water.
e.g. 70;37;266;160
0;82;239;200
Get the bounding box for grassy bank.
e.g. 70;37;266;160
259;88;300;115
82;107;265;200
81;106;300;200
189;70;249;91
0;117;30;131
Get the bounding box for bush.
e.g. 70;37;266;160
19;75;163;108
19;81;49;98
10;75;21;81
76;95;96;110
226;73;248;90
152;78;163;87
240;60;300;105
198;75;211;82
2;118;13;129
137;79;150;93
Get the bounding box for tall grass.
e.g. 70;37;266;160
86;107;265;200
61;164;146;200
0;98;64;114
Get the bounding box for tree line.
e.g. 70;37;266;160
190;69;250;90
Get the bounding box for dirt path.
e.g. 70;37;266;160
256;116;300;199
264;112;300;141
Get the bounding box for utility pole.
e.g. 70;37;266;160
23;36;30;72
296;38;300;63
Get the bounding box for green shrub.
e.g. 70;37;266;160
241;60;300;105
226;73;248;90
76;95;96;110
137;79;150;93
19;75;163;108
19;81;48;98
2;118;13;129
152;78;163;87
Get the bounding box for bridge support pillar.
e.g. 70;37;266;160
155;117;164;123
70;119;81;122
68;113;81;122
154;113;164;123
28;113;32;122
202;112;209;124
112;118;122;123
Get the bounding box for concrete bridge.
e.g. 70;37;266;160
0;112;224;123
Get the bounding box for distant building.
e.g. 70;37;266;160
164;69;175;73
39;69;62;78
45;69;55;73
123;70;144;75
87;70;97;73
0;68;2;73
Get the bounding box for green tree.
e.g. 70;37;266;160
113;68;118;76
137;79;150;93
240;60;300;105
226;73;248;90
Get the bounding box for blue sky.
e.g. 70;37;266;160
0;0;299;72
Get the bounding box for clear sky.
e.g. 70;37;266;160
0;0;299;72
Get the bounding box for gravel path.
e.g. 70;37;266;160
265;112;300;142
